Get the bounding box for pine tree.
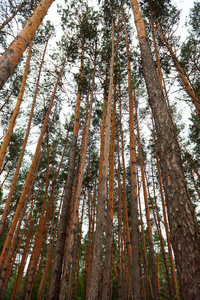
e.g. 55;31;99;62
130;0;200;298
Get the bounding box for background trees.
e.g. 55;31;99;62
0;0;200;299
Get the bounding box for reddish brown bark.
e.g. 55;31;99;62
74;197;85;300
24;143;51;299
0;38;49;235
122;5;143;298
146;168;173;299
155;21;200;115
102;17;119;298
59;56;96;299
0;61;65;275
0;0;54;89
48;42;84;300
88;21;115;300
11;218;33;299
117;140;122;299
118;93;133;296
134;100;160;300
0;41;33;172
0;173;44;296
37;187;64;300
138;178;150;300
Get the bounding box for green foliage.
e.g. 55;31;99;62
140;0;180;30
180;2;200;99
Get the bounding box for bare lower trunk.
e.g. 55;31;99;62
88;21;115;300
130;0;200;298
48;43;84;300
122;5;142;299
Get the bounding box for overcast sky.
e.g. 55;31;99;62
46;0;195;38
172;0;194;33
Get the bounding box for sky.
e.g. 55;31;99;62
172;0;194;39
46;0;195;42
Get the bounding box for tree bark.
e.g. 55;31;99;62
0;37;49;235
122;5;142;299
0;0;54;89
102;17;119;299
152;119;179;297
47;42;84;300
130;0;200;298
119;93;133;297
59;55;96;299
0;41;32;172
155;21;200;115
0;61;65;275
134;98;160;300
88;20;115;300
38;187;65;300
138;182;150;300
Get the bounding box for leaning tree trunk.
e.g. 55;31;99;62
155;20;200;115
0;0;54;89
0;41;32;172
130;0;200;298
0;38;49;235
0;61;65;276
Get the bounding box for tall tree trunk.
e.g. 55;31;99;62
11;218;33;299
146;168;173;300
0;117;54;293
130;0;200;298
0;61;65;275
155;20;200;115
122;5;142;299
0;41;32;172
69;227;79;300
134;98;160;300
149;0;163;90
59;55;96;299
102;16;119;298
74;196;85;300
101;83;116;300
117;139;123;300
152;119;179;297
138;183;150;300
119;92;133;296
0;37;49;235
24;142;51;299
47;42;85;300
0;0;54;89
88;20;115;300
37;188;65;300
122;224;128;300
